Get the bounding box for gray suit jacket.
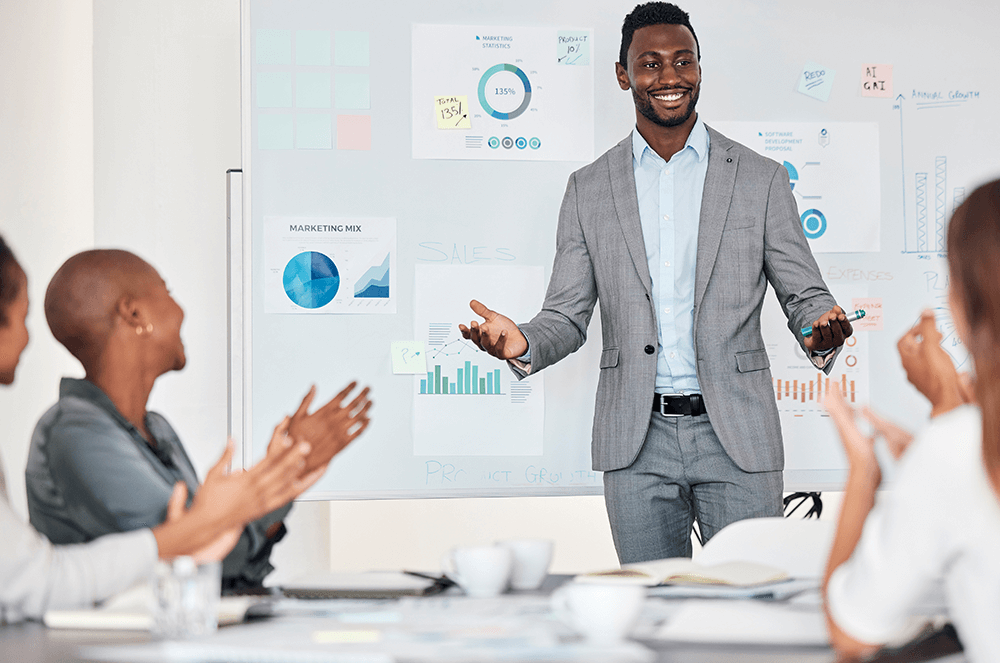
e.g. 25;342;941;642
518;127;836;473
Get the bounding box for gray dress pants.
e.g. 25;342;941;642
603;410;783;564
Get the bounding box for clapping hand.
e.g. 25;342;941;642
287;382;373;474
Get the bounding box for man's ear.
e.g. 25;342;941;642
615;62;631;91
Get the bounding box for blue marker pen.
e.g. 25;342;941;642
801;309;865;337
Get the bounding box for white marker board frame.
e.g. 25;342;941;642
234;0;999;498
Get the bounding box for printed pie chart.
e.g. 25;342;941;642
283;251;340;309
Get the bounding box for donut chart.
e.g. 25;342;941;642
283;251;340;309
477;64;532;120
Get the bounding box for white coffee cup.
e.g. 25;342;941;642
497;539;553;590
551;582;645;644
441;545;512;598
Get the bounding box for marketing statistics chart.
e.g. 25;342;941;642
413;265;544;457
710;122;880;253
264;217;396;314
411;24;594;162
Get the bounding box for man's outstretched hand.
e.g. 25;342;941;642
803;305;854;352
458;300;528;360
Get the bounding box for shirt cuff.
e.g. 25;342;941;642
810;346;836;370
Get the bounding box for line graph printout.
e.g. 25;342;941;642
411;24;594;162
710;122;880;253
264;217;396;314
761;285;870;474
413;264;544;456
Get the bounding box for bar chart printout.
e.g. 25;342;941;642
413;265;544;456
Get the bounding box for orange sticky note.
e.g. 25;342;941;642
337;114;371;150
851;298;883;330
860;64;892;98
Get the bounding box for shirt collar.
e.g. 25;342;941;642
632;115;709;166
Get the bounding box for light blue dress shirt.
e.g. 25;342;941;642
632;118;710;394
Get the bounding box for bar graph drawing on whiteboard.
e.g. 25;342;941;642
413;265;544;456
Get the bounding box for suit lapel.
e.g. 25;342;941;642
609;133;652;293
695;126;737;307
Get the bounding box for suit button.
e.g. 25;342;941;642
644;345;655;355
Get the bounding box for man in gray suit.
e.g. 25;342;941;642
460;2;852;563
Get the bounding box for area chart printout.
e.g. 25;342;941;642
411;24;594;162
413;265;544;456
710;122;880;253
264;217;396;314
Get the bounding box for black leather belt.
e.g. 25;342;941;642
653;393;706;417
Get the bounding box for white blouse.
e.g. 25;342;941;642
0;456;157;623
827;405;1000;662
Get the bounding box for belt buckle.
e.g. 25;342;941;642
658;393;687;417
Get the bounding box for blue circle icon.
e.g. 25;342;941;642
488;137;500;149
783;161;798;191
283;251;339;309
529;137;541;149
800;209;827;240
515;137;527;149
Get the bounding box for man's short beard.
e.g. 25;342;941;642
633;87;699;128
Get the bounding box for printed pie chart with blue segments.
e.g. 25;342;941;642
283;251;340;309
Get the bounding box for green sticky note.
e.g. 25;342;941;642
256;29;291;65
296;72;331;108
336;73;370;109
391;341;426;374
557;30;590;65
296;114;332;149
257;72;292;108
296;30;331;66
258;115;293;150
335;31;369;66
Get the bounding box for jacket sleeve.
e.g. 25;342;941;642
517;172;599;374
761;164;839;373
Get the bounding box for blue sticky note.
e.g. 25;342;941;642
258;114;293;150
797;61;836;102
257;71;292;108
296;72;331;108
256;29;291;65
296;114;332;149
296;30;331;66
336;73;370;109
335;31;369;67
557;30;590;65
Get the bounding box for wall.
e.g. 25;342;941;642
0;0;96;517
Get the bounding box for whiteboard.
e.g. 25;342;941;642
236;0;998;497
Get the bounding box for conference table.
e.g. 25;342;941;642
0;576;965;663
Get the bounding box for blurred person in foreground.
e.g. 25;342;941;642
0;236;327;622
24;248;371;591
823;180;1000;662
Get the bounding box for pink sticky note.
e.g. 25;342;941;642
337;114;371;150
860;64;892;98
851;298;883;330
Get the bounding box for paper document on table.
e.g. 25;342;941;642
281;571;438;599
655;599;829;645
578;558;788;587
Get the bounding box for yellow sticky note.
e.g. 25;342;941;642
391;340;427;374
860;64;892;98
312;630;381;644
435;95;471;129
851;298;883;331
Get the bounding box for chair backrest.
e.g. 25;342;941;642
694;517;835;579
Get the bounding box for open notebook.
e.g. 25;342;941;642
578;557;789;588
